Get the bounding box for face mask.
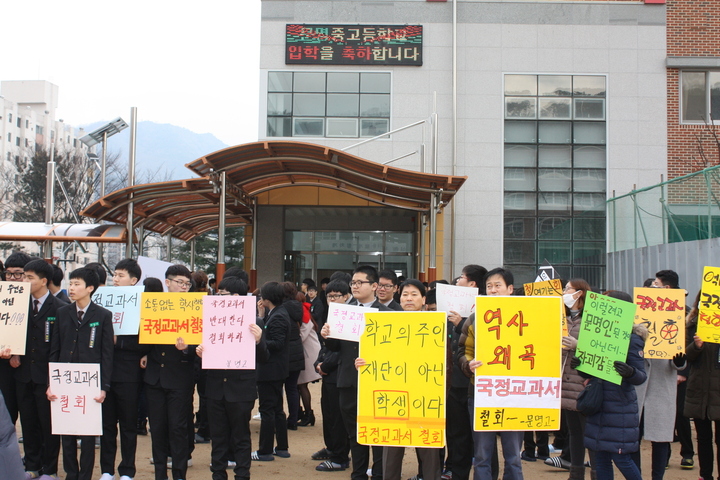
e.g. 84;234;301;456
563;293;578;309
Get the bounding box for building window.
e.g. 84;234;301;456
16;117;21;128
504;74;607;289
267;71;391;138
15;137;20;146
8;113;12;123
36;125;43;135
7;133;10;142
25;119;29;129
681;71;720;123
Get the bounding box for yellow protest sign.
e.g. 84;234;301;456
523;278;568;336
698;266;720;342
633;287;685;358
139;292;205;344
473;296;562;431
357;311;446;447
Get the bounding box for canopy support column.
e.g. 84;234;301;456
428;193;437;283
215;171;227;282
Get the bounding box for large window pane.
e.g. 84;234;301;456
267;117;291;137
505;145;537;167
327;94;359;116
328;72;360;93
286;231;313;250
538;192;571;213
268;93;292;115
573;217;605;240
538;145;572;168
361;73;391;93
326;118;358;137
538;217;571;240
573;242;605;264
386;233;413;253
360;94;390;116
539;98;572;119
573;169;606;192
360;119;389;137
505;217;536;239
294;72;325;92
506;97;537;118
682;71;706;122
293;94;326;116
504;241;536;264
574;146;606;168
538;76;572;96
504;168;536;191
505;121;537;143
268;71;293;92
573;193;606;213
573;76;606;97
504;192;536;213
574;122;606;144
538;122;572;144
538;169;572;192
505;75;537;96
538;241;572;264
293;118;324;136
574;98;605;120
711;72;720;122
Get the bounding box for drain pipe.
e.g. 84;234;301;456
450;0;458;279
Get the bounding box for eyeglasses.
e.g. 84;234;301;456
377;283;395;290
349;280;372;287
169;278;192;288
327;294;344;300
5;271;24;280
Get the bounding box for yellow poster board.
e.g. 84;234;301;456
139;292;205;344
698;266;720;342
473;296;562;431
633;287;685;358
357;311;446;447
523;278;568;336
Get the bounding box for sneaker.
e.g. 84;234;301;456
544;456;570;470
548;445;560;454
681;457;694;469
252;413;261;420
441;470;453;480
251;451;275;461
119;476;133;480
407;476;423;480
187;459;193;467
194;434;210;444
273;448;291;458
227;461;236;468
520;451;536;462
316;460;349;471
312;448;332;460
98;474;114;480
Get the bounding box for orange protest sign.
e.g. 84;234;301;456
139;292;205;344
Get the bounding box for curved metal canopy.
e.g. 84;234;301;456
0;222;131;243
81;140;466;241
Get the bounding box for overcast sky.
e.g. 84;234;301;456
3;1;261;146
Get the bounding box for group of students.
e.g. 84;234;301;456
1;256;720;480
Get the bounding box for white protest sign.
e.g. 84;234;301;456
137;256;173;291
326;302;377;342
436;283;479;317
0;281;31;354
49;362;103;435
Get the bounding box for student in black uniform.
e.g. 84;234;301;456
47;267;114;480
12;259;67;479
196;275;268;480
98;258;149;480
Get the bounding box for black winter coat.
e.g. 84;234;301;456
284;300;306;373
683;321;720;420
583;327;647;454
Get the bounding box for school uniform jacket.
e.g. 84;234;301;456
256;304;291;383
384;299;403;312
325;299;391;389
15;293;68;385
144;344;197;390
49;302;114;392
112;335;150;383
205;336;269;403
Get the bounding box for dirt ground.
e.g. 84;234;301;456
19;381;700;479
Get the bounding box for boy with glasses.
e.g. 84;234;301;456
376;270;403;311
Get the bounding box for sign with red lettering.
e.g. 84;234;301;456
139;293;205;344
633;287;685;358
49;362;102;435
286;24;423;65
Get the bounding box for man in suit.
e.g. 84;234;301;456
321;265;391;480
197;276;268;480
11;259;67;479
49;264;71;304
47;267;114;480
98;258;149;480
376;270;403;312
143;264;196;480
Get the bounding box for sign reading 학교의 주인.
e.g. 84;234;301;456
357;311;446;447
473;296;562;431
0;281;30;354
139;292;205;344
633;287;685;359
285;24;423;66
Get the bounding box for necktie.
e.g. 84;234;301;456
77;310;84;324
33;299;39;315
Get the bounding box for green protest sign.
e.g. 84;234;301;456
576;292;637;385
